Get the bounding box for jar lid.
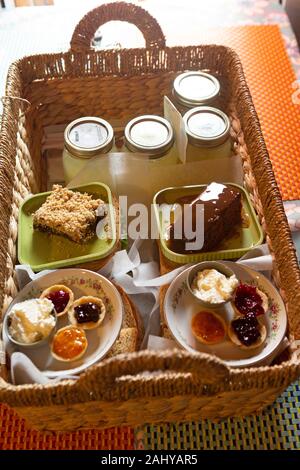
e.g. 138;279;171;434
173;71;220;108
124;115;174;158
183;106;230;147
64;117;114;158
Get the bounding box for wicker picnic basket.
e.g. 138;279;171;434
0;2;300;431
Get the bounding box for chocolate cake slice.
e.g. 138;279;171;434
167;182;242;253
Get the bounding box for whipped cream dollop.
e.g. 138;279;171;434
8;298;55;344
192;268;238;304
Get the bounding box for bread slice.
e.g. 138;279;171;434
107;327;138;357
122;295;137;328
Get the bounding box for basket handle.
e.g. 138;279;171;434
77;350;230;392
70;1;166;53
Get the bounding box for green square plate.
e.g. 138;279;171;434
18;182;117;271
153;183;264;264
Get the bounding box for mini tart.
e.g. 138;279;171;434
228;318;267;350
68;296;106;330
51;325;88;362
40;284;74;317
191;310;227;345
233;286;269;319
256;288;269;313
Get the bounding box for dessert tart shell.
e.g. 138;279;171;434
232;286;269;319
51;325;88;362
40;284;74;317
228;319;267;350
191;310;227;345
68;295;106;330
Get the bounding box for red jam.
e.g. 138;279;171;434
234;283;264;317
74;302;100;324
191;311;226;344
47;290;70;313
231;312;261;346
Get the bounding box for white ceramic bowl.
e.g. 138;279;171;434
187;261;237;308
4;306;57;349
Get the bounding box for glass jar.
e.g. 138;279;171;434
124;115;178;164
183;106;231;162
63;117;114;183
172;71;221;113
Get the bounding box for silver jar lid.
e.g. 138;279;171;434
124;115;174;158
64;117;114;158
183;106;230;147
173;71;220;108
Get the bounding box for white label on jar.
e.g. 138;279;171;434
179;75;216;100
188;112;226;138
130;121;168;147
164;95;187;163
69;122;108;149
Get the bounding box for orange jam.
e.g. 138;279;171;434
191;311;226;344
52;327;87;360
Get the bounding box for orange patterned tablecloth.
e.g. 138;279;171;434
0;404;135;450
1;24;300;450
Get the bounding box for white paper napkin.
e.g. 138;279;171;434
10;352;78;385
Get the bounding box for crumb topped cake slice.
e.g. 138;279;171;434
33;185;105;243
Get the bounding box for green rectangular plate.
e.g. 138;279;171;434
153;183;264;264
18;182;117;272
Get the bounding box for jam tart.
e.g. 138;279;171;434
233;283;269;318
191;310;227;345
68;296;106;330
51;325;88;362
40;284;74;317
228;313;267;350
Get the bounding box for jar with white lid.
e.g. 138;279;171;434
63;117;114;183
124;115;178;164
172;71;221;113
183;106;231;162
